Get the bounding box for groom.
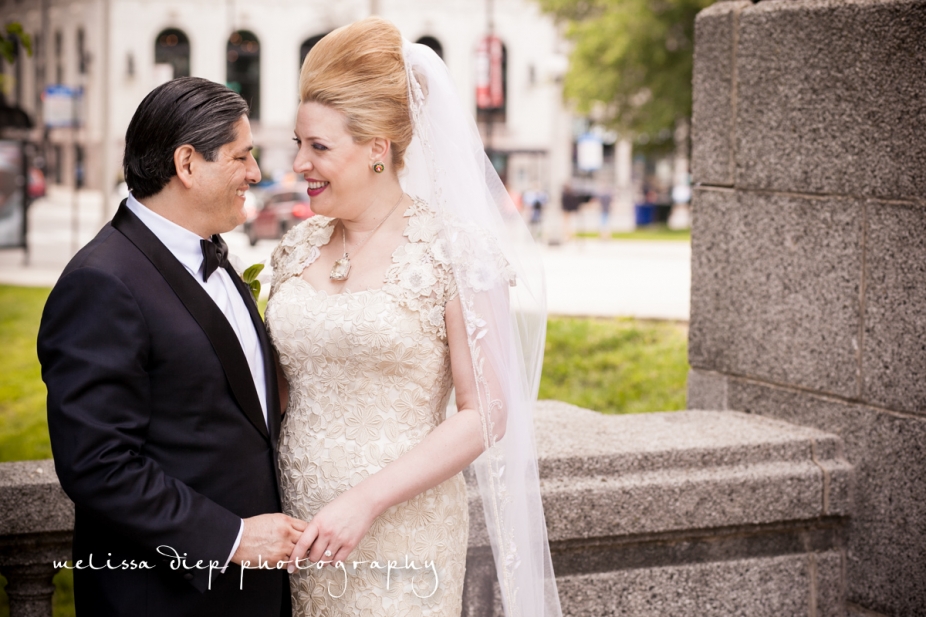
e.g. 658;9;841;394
38;77;303;616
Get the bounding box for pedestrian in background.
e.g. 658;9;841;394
599;189;612;240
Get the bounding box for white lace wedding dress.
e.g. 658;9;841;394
266;197;468;616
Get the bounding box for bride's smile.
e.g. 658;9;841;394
292;100;396;225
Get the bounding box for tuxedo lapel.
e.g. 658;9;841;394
224;263;282;444
111;202;269;441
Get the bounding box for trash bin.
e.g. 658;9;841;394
635;204;655;226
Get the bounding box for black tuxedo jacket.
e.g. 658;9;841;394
38;202;290;617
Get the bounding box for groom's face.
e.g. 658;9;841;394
190;115;261;235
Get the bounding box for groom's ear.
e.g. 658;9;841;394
174;145;196;189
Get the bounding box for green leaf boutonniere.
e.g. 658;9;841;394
242;263;265;302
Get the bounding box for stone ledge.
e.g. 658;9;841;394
0;405;852;544
0;459;73;537
467;402;853;546
0;403;853;616
461;402;852;616
555;551;844;617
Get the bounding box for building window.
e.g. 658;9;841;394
12;38;22;104
415;35;443;60
54;30;62;84
155;28;190;79
299;33;328;74
33;32;43;111
227;30;260;120
52;144;62;184
75;144;85;188
77;28;87;75
476;37;507;125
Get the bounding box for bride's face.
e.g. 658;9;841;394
292;101;378;219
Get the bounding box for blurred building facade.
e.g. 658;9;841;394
1;0;572;219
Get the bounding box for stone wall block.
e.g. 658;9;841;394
686;368;728;410
534;403;840;477
734;0;926;199
815;551;848;617
862;201;926;415
541;461;825;542
691;1;747;186
532;403;845;542
555;553;841;617
808;435;854;517
690;188;862;396
726;378;926;615
818;454;855;519
689;188;738;372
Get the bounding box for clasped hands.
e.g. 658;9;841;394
231;488;377;573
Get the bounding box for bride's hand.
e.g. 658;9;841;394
286;487;379;571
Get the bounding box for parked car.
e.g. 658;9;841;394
27;167;46;199
243;183;314;245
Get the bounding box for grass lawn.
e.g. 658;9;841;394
0;285;688;616
578;224;691;242
0;285;52;463
541;316;688;414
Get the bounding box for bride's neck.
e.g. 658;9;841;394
339;181;406;235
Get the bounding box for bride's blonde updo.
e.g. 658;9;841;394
299;17;412;171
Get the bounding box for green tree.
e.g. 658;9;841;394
0;23;33;63
538;0;713;141
0;23;34;94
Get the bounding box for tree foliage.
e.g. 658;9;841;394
0;23;33;96
538;0;713;139
0;23;33;64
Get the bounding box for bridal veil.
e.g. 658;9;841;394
399;40;563;617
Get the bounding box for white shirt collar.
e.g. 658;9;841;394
125;193;207;277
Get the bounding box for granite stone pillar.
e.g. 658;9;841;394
0;460;73;617
688;1;926;615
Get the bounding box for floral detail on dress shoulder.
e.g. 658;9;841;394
383;197;456;341
442;212;517;293
269;215;337;296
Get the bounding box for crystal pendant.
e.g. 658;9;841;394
330;255;351;281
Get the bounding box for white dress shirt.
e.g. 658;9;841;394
126;194;266;569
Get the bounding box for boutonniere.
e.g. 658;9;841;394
228;254;268;303
242;262;266;302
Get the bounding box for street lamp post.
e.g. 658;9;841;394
100;0;114;223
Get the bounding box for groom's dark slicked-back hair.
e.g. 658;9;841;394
123;77;250;199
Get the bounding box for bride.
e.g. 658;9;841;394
266;17;561;617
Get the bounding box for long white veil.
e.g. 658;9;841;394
400;40;563;617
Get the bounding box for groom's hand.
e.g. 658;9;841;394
231;513;308;566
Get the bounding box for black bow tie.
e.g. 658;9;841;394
200;235;230;282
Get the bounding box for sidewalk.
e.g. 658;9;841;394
539;239;690;320
0;191;691;320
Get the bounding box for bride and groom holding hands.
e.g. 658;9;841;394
38;17;561;617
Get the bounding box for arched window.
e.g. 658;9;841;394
415;35;443;60
299;33;328;75
227;30;260;120
154;28;190;79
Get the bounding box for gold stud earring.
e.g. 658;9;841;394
373;161;385;174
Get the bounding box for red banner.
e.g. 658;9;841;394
476;35;504;109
